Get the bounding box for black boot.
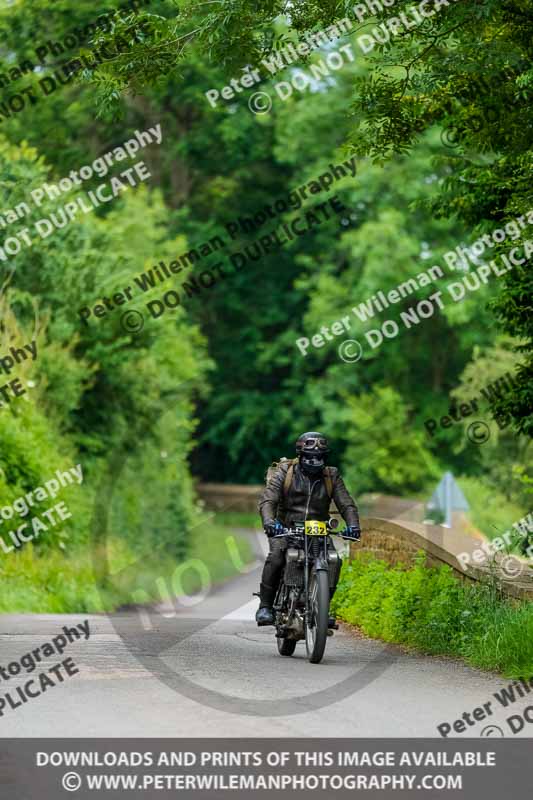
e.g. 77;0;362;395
255;582;276;626
256;606;275;626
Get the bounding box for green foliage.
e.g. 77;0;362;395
324;386;440;494
451;339;532;504
0;132;211;594
0;400;90;553
0;544;107;614
213;511;262;529
67;0;533;436
0;519;254;613
491;260;533;436
342;0;533;436
459;475;531;552
0;294;90;552
332;554;533;677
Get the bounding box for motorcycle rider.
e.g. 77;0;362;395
256;432;361;626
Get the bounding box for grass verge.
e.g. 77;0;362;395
459;476;529;545
331;553;533;678
209;511;261;529
0;520;254;614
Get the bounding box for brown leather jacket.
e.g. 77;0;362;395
258;461;360;529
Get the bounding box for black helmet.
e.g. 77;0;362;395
296;432;329;476
295;431;330;455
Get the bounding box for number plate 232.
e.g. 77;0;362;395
305;520;327;536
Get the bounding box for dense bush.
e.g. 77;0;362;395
331;554;533;678
0;516;253;614
0;136;211;586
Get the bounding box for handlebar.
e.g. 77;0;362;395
270;527;303;539
269;524;360;542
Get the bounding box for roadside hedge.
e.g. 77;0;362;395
331;554;533;678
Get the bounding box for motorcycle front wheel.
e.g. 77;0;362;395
277;637;297;656
305;570;329;664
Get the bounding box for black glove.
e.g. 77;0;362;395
344;525;361;541
265;520;284;537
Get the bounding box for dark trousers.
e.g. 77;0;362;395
259;537;341;607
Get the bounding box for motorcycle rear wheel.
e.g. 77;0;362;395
305;570;329;664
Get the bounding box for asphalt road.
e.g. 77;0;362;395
1;529;531;738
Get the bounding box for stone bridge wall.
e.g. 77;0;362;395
352;517;533;601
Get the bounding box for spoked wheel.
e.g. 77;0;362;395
305;570;329;664
277;637;297;656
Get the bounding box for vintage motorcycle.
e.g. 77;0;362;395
271;519;358;664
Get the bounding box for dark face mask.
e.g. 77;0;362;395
300;453;325;476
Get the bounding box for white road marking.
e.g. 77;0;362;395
222;598;258;621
